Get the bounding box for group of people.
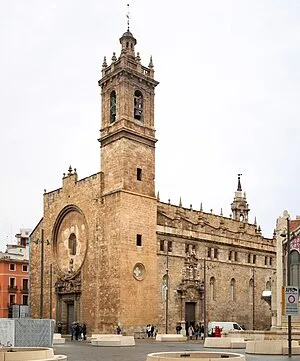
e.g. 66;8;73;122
70;322;87;341
186;323;204;340
145;324;158;338
176;322;205;340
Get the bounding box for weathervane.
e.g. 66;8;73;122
126;3;130;31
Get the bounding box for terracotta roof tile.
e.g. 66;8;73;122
290;219;300;233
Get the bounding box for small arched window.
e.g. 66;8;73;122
230;278;236;301
291;250;300;290
110;91;116;123
210;276;215;301
162;274;168;300
68;233;77;256
134;90;143;121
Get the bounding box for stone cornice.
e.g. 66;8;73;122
99;127;156;148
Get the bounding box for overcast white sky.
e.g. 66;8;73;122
1;0;300;249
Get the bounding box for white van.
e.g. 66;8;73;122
207;321;243;336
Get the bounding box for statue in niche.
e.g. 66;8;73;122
69;258;74;273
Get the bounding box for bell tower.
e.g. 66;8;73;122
97;28;159;332
99;29;159;197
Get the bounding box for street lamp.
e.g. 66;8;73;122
250;268;255;330
287;218;292;358
34;229;50;319
165;248;169;334
203;258;207;339
198;259;214;339
49;264;53;319
281;218;292;358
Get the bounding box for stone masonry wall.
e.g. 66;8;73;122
30;171;102;333
156;201;276;332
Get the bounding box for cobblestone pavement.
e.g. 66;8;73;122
53;339;299;361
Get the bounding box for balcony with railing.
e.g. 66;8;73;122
21;287;29;294
7;285;18;292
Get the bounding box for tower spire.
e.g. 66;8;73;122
231;173;250;222
237;173;242;191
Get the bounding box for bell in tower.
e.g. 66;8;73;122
134;90;143;121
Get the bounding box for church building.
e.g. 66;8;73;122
30;27;276;335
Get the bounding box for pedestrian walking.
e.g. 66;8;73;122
188;325;194;340
150;325;154;337
146;324;151;337
57;322;62;334
70;324;75;341
75;323;81;341
200;324;204;340
176;324;182;334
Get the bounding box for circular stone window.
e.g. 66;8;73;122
133;263;145;281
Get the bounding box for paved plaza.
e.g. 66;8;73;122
53;339;297;361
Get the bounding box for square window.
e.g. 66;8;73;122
22;279;28;290
137;168;142;181
22;265;28;272
185;244;190;254
191;244;196;255
160;240;164;252
22;295;28;305
9;295;15;305
207;247;211;258
136;234;142;247
9;264;15;271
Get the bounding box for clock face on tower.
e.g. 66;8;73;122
53;207;88;276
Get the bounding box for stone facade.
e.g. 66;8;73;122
157;201;275;332
273;212;300;330
30;29;276;335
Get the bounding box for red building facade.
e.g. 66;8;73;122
0;258;29;317
0;229;29;318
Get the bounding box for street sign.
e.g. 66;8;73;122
285;286;299;315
